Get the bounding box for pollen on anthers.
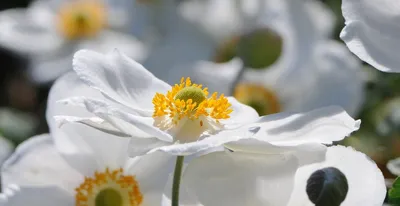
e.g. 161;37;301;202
152;77;233;127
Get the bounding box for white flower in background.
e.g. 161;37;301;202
143;0;334;85
341;0;400;73
177;146;385;206
56;49;360;165
0;136;13;167
194;41;365;117
0;0;148;84
0;131;173;205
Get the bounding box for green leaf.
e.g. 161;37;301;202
389;177;400;205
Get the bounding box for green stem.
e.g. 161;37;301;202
172;156;184;206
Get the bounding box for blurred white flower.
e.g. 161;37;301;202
0;0;149;84
195;41;365;117
55;49;360;161
143;0;335;85
177;146;385;206
0;136;13;167
0;132;173;205
341;0;400;73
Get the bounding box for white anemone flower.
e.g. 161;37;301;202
176;146;385;206
55;49;360;165
143;0;335;85
0;131;173;205
194;41;365;117
0;0;149;84
341;0;400;73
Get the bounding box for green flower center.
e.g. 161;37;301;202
213;28;283;69
174;86;207;107
95;188;123;206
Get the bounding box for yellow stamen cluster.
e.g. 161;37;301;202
75;168;143;206
152;77;232;125
57;0;107;39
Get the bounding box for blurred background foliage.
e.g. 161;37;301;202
0;0;398;180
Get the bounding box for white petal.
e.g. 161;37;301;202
0;136;13;166
27;51;74;84
341;0;400;73
283;41;365;117
191;58;243;95
236;106;360;145
125;152;175;205
58;97;169;140
225;138;327;166
1;134;84;192
0;185;73;206
181;151;299;206
0;7;64;56
73;49;171;110
178;0;242;41
77;30;149;62
305;0;335;38
223;97;259;126
287;146;386;206
47;72;106;155
387;158;400;176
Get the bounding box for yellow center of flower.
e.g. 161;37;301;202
75;168;143;206
152;77;233;142
213;28;283;69
57;0;107;39
234;83;281;116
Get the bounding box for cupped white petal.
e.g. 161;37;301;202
125;151;175;205
180;151;299;206
0;185;73;206
73;49;171;110
287;146;386;206
0;136;13;167
1;134;84;192
283;41;365;117
77;30;149;62
0;7;64;55
341;0;400;73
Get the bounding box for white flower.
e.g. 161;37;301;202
341;0;400;73
143;0;335;85
288;146;386;206
194;40;365;117
55;49;360;162
176;146;385;206
0;0;148;84
0;132;173;205
0;136;13;167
